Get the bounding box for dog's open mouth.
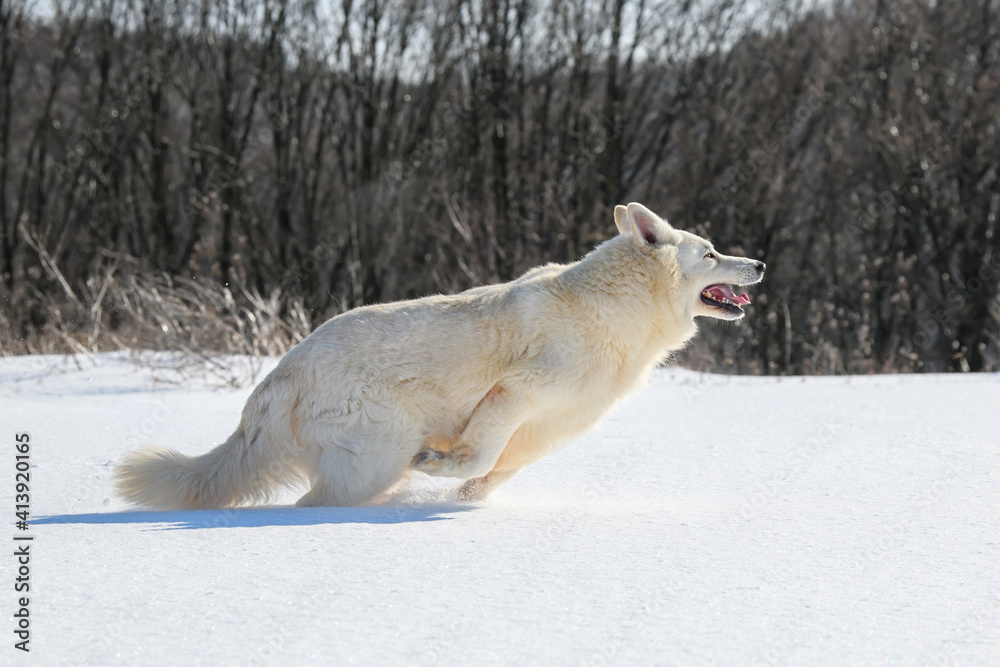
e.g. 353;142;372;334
701;284;751;315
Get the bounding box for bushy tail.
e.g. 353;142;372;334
113;370;304;510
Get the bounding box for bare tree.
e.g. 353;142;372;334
1;0;997;374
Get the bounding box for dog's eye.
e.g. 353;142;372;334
705;251;716;260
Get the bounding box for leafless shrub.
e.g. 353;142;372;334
0;250;310;386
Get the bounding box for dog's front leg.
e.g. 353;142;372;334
412;384;525;479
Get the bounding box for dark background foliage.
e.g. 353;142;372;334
1;0;998;373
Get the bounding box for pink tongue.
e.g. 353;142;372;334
709;285;751;305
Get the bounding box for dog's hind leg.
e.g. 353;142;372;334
296;438;417;507
295;410;422;507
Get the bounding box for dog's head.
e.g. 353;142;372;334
614;202;765;321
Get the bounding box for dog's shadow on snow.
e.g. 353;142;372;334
34;502;476;530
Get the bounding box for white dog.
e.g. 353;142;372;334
114;203;765;509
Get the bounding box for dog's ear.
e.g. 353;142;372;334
613;205;630;235
625;203;680;247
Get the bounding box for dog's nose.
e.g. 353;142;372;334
755;261;766;275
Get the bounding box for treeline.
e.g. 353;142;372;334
1;0;998;373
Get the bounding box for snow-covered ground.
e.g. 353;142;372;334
2;353;998;666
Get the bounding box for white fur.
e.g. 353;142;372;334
114;203;765;508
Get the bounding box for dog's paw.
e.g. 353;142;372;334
456;476;487;501
412;446;478;476
412;448;445;467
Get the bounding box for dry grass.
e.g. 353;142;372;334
0;254;311;387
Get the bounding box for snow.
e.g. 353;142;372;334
2;352;998;665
